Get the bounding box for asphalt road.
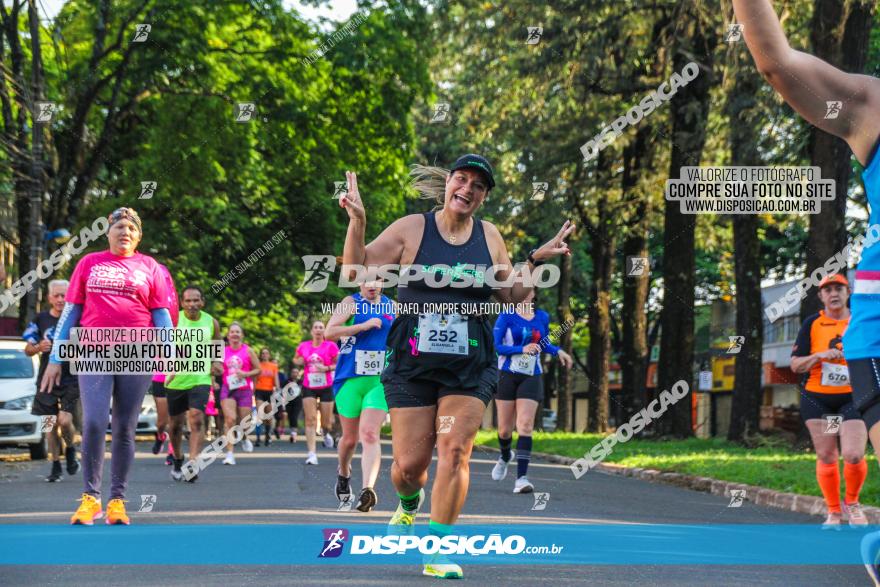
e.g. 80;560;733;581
0;438;871;586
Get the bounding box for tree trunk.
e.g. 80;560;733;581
555;252;574;431
657;2;716;437
587;197;614;433
724;2;767;442
620;125;653;419
801;0;873;320
22;0;46;325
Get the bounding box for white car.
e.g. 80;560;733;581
0;337;47;459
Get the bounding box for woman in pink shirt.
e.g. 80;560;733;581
294;320;339;465
219;322;261;466
41;208;174;526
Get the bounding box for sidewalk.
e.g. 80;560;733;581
477;444;880;523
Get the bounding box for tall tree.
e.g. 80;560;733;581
656;0;718;437
723;1;766;442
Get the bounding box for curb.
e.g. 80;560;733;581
476;444;880;523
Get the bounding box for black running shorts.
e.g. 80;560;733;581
166;385;211;416
31;382;79;416
382;314;497;408
847;358;880;430
496;371;544;402
798;389;859;422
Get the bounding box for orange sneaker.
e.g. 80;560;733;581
105;498;130;525
70;494;103;525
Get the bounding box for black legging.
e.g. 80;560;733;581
285;395;303;432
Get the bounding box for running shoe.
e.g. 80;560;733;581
46;460;63;483
171;459;184;482
105;498;130;525
165;453;174;466
255;439;261;447
323;433;335;449
70;493;102;525
242;438;254;453
822;511;843;529
845;501;870;526
388;488;425;535
336;471;351;500
274;427;281;440
289;431;297;444
491;454;513;481
423;553;463;579
513;476;534;494
223;452;236;465
151;432;165;455
65;446;80;475
305;452;318;465
357;487;378;513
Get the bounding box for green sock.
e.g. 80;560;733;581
397;490;421;512
428;520;454;537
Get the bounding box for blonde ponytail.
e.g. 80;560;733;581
409;164;449;209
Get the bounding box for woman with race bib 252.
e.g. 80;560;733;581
492;289;572;494
338;154;574;579
326;278;395;512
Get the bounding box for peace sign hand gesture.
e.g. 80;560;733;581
531;220;576;262
339;170;365;223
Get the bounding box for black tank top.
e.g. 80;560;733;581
397;211;495;306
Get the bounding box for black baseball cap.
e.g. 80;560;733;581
450;154;495;189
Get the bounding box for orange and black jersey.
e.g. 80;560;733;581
791;311;850;394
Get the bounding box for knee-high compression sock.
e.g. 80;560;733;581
516;435;532;479
845;459;869;504
498;435;512;462
816;460;841;513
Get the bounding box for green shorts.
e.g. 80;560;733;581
335;376;388;418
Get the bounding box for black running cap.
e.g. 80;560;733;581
450;154;495;189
